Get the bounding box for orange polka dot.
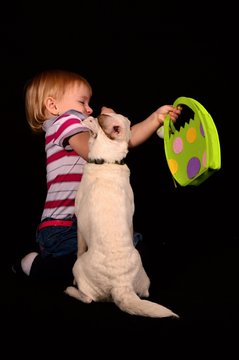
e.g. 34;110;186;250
168;159;178;175
186;127;197;143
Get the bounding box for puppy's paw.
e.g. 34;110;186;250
64;286;92;303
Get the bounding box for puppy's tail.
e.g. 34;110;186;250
111;287;179;319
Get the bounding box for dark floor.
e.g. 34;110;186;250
2;235;238;358
2;1;236;356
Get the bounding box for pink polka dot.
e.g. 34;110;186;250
172;137;183;154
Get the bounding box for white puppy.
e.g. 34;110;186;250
65;113;179;318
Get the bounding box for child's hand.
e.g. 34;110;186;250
100;106;116;114
155;105;182;126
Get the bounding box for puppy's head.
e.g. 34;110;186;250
83;113;131;143
98;113;131;143
83;113;131;163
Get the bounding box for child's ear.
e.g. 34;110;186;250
45;96;59;116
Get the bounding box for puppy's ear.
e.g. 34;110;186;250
83;116;99;138
98;113;108;128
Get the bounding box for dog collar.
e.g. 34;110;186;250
88;158;125;165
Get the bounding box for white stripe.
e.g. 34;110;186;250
46;159;85;183
42;206;76;220
45;186;79;201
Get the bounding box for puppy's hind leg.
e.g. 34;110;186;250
77;232;88;258
64;286;92;303
135;268;151;298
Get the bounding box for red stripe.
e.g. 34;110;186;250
54;118;82;141
47;149;78;165
45;132;55;144
45;117;82;145
38;219;73;230
47;173;82;189
44;198;75;209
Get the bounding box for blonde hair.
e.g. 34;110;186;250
24;69;92;133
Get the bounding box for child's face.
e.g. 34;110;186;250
58;82;93;117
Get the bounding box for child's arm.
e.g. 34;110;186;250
129;105;181;148
68;131;91;160
68;107;117;160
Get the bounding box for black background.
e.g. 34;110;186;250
2;1;238;356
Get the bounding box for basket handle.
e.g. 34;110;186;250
159;96;209;141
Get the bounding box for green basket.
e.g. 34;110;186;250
163;97;221;186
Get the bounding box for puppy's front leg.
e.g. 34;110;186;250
77;231;88;257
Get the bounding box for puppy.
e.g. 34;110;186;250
65;113;179;318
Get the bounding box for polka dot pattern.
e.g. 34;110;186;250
163;96;221;186
166;117;207;183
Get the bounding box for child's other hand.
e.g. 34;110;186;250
155;105;182;126
100;106;116;114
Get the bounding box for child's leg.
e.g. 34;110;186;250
21;252;39;275
29;253;77;290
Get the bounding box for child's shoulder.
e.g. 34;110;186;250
43;110;86;133
57;109;86;121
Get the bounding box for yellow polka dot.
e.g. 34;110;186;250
168;159;178;174
186;127;197;143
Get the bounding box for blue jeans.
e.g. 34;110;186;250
36;217;143;258
36;217;78;258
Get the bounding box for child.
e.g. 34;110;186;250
12;69;181;289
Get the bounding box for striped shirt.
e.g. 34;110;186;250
41;110;89;220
